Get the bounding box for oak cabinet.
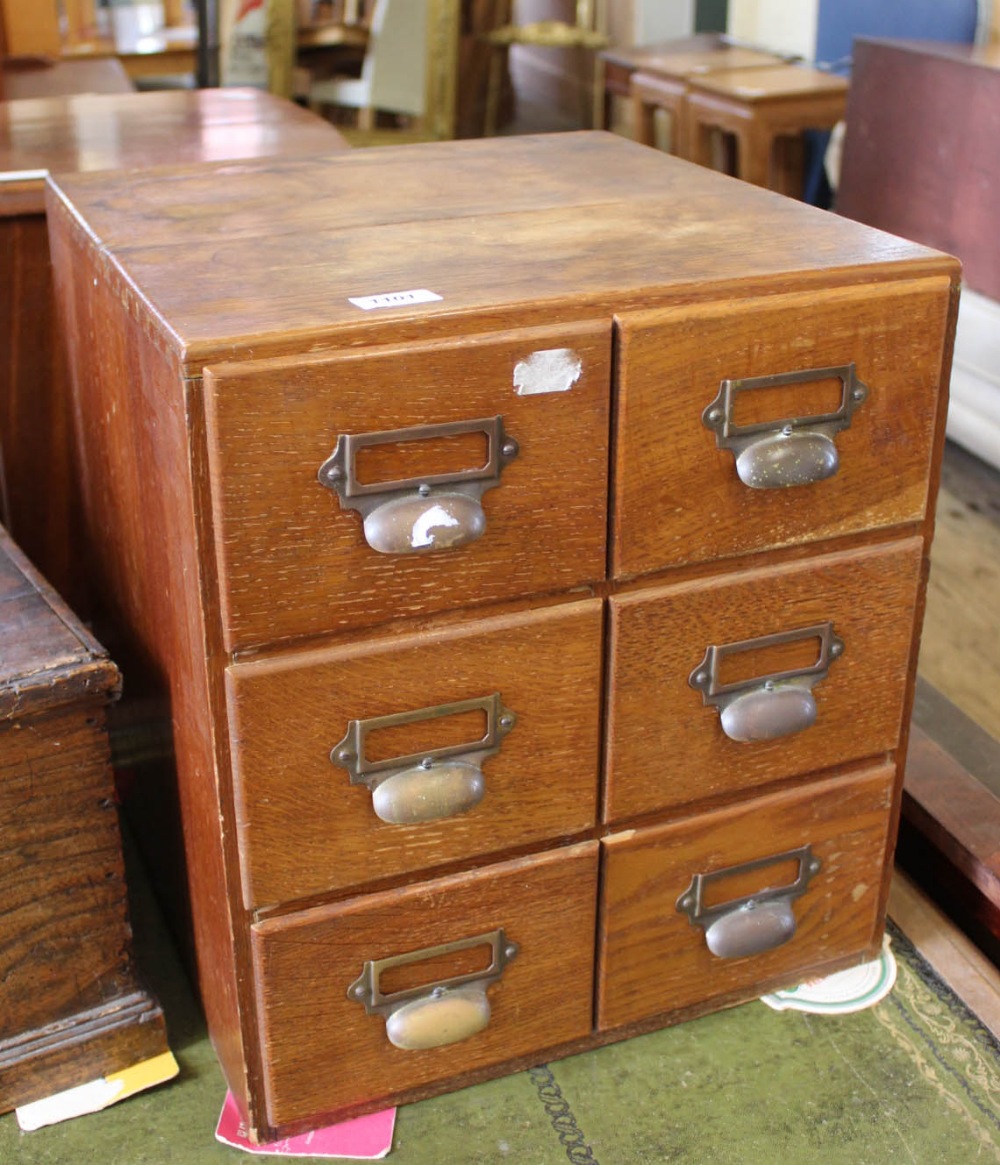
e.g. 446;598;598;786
46;131;957;1141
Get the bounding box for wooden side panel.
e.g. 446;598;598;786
0;700;168;1112
203;322;612;649
0;706;132;1035
606;538;923;823
252;842;599;1131
45;191;254;1115
598;763;895;1031
0;216;81;608
613;278;951;578
228;598;603;908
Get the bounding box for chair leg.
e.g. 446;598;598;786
484;44;505;137
592;54;606;130
357;106;375;132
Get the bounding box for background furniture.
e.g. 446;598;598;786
0;526;169;1112
0;87;346;612
685;63;847;195
598;31;722;129
309;0;427;130
627;42;783;152
0;56;133;99
482;0;608;134
47;131;956;1141
836;37;1000;471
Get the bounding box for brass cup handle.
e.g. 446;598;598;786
690;623;844;743
348;930;518;1051
702;363;869;490
318;416;519;554
677;846;822;959
331;694;516;825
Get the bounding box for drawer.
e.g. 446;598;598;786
597;763;894;1031
605;538;922;823
252;841;599;1128
228;599;603;908
203;322;611;650
613;277;950;578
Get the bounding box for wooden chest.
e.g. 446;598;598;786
0;526;168;1112
45;132;959;1141
0;87;345;610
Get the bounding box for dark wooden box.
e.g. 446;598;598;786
0;526;168;1112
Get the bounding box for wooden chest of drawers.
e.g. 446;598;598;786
0;526;168;1111
45;132;959;1142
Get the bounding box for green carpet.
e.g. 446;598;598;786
2;918;997;1164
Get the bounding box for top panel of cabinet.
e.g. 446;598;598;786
46;133;958;370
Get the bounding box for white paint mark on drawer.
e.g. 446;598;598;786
513;348;583;395
348;288;443;311
411;504;461;549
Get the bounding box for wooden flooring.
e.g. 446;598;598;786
887;441;1000;1028
888;872;1000;1039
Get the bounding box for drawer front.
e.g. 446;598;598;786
597;763;894;1031
252;841;599;1127
613;277;950;578
204;322;611;650
606;538;922;823
228;599;603;908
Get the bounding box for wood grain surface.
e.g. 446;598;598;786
43;132;959;1139
0;216;82;607
613;278;952;579
44;133;956;370
228;599;603;908
606;538;922;823
598;763;894;1030
46;201;255;1114
204;322;611;649
0;527;167;1111
0;708;135;1038
252;841;598;1128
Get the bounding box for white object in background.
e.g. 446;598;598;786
727;0;819;59
111;2;165;51
309;0;428;123
948;287;1000;471
633;0;695;43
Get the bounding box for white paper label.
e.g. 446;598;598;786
348;289;443;311
513;348;583;395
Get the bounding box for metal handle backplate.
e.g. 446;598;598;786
702;363;868;489
677;845;822;958
348;928;518;1050
331;693;516;825
689;622;844;743
318;416;518;554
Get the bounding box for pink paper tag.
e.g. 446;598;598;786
215;1091;396;1159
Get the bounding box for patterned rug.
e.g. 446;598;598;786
1;920;997;1164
